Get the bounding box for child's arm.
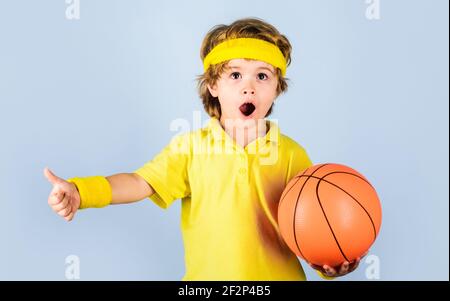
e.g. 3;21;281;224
106;173;154;205
44;167;154;222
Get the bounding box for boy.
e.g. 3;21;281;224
44;18;362;280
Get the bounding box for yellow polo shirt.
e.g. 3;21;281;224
134;117;313;280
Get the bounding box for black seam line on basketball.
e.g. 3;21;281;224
316;178;350;263
278;163;329;206
294;171;375;191
322;172;378;242
296;173;378;242
278;164;323;259
279;169;307;206
293;164;329;262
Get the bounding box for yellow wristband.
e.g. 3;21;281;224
67;176;112;209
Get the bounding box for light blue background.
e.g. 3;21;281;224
0;0;448;280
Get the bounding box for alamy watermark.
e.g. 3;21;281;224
365;0;381;20
65;255;80;280
65;0;80;20
169;111;279;166
364;254;380;280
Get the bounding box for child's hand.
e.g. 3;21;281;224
44;167;81;222
308;251;368;278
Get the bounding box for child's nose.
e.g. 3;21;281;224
242;89;255;95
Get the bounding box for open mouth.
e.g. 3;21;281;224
239;102;256;116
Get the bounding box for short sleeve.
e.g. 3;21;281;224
286;141;313;184
133;134;191;209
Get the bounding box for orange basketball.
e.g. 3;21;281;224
278;163;382;267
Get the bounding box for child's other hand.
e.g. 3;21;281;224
44;167;81;222
308;251;368;278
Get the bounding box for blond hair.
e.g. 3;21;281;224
197;18;292;119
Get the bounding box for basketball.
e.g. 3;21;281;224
278;163;382;267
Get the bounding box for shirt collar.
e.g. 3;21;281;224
207;117;280;145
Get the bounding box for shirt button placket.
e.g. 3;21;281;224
239;152;248;181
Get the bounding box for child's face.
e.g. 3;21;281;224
208;59;278;125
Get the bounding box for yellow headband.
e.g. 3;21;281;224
203;38;287;76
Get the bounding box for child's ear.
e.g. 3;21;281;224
207;84;219;98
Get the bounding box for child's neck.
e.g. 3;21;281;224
219;117;269;148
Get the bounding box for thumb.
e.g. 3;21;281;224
44;167;65;185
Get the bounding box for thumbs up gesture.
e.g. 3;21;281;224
44;167;81;221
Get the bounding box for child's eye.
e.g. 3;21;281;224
230;72;241;80
258;73;268;80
